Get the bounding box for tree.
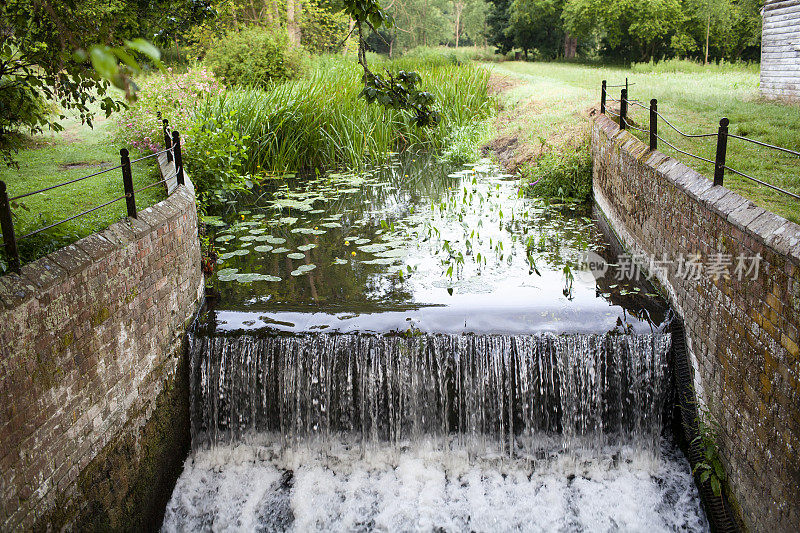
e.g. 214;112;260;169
453;0;466;48
0;0;167;166
508;0;566;59
388;0;451;49
562;0;682;61
462;0;490;47
342;0;440;127
486;0;514;53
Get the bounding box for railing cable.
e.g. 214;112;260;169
723;166;800;200
654;133;716;165
9;165;123;201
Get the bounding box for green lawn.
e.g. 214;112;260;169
0;111;166;270
488;61;800;223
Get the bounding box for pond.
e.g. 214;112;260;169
200;152;667;335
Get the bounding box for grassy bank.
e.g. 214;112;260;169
0;112;164;271
194;55;495;176
489;61;800;222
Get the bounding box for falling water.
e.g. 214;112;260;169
162;331;708;531
189;332;671;457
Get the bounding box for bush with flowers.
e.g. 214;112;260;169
115;66;225;154
115;66;253;212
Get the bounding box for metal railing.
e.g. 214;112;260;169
0;117;186;273
599;80;800;201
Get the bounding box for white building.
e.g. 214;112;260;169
761;0;800;100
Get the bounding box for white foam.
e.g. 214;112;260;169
162;435;708;532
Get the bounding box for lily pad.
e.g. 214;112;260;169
278;217;298;225
215;234;235;242
287;253;305;260
201;216;226;227
234;273;281;283
297;243;317;251
321;222;342;228
216;268;239;282
231;249;250;256
361;258;398;265
266;236;286;245
290;264;317;276
292;227;325;235
354;238;370;245
240;235;258;242
254;245;274;253
332;258;348;265
271;247;290;254
375;248;406;258
358;243;390;254
273;198;314;211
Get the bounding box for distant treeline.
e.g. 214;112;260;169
486;0;762;62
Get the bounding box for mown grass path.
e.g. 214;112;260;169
486;61;800;222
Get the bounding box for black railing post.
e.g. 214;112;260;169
650;99;658;151
601;80;607;114
714;118;729;186
0;181;21;273
163;119;173;162
120;149;137;218
620;88;628;130
172;130;185;186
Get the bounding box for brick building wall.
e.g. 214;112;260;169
0;185;204;529
592;115;800;531
761;0;800;100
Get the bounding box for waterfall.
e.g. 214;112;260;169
189;332;671;457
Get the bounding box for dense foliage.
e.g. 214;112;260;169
485;0;762;62
0;0;211;166
119;55;493;181
522;144;592;202
205;27;309;88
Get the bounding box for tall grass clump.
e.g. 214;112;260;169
401;46;502;64
195;54;494;175
522;141;592;203
630;58;759;75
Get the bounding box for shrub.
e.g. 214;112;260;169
0;79;53;163
183;112;250;212
523;144;592;202
204;27;308;89
115;66;224;153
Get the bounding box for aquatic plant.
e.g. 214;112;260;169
196;55;494;175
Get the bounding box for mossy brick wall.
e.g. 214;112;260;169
0;185;204;530
592;115;800;532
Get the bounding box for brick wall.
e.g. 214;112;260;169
592;115;800;531
0;185;204;529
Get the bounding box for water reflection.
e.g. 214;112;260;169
203;153;666;333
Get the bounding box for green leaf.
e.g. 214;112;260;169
125;38;161;60
89;46;118;80
710;477;722;497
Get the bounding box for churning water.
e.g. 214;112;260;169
163;156;707;531
162;331;707;531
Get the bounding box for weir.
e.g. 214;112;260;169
163;156;707;531
190;332;671;454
